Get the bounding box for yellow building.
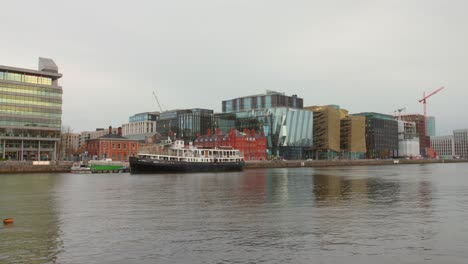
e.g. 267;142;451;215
304;105;348;158
340;116;367;159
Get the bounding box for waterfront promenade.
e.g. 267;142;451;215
0;159;467;174
245;158;468;169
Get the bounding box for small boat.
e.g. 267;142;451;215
70;163;92;174
129;140;244;174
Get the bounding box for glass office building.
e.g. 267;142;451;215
222;90;303;113
157;108;214;142
352;112;399;159
214;107;313;159
0;58;62;160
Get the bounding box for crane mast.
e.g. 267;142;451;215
152;91;163;113
418;86;444;138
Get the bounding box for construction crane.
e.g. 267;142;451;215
418;86;445;137
152;91;163;112
393;107;406;120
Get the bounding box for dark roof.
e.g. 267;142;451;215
99;134;128;139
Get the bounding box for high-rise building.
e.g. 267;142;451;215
222;90;303;113
431;135;455;158
0;58;62;160
214;107;313;159
156;108;214;141
352;112;399;159
454;129;468;158
122;112;159;141
340;115;366;159
304;105;348;159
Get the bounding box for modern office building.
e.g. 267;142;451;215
156;108;214;142
122;111;159;141
304;105;348;159
353;112;398;159
340;115;367;159
454;129;468;158
214;107;313;159
431;135;455;158
222;90;303;113
427;116;436;137
0;58;62;160
397;121;419;157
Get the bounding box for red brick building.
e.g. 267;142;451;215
194;128;267;160
86;127;139;161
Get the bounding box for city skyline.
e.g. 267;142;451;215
1;0;467;135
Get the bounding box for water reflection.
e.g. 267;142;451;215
2;164;466;263
0;174;62;264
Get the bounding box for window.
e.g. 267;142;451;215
123;144;127;149
118;143;121;149
112;144;115;149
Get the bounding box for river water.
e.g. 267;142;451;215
1;163;468;264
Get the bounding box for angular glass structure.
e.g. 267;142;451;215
0;58;62;160
214;107;313;159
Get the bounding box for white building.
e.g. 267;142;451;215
79;127;118;147
122;112;159;141
60;133;80;160
454;129;468;158
431;135;455;158
397;121;419;157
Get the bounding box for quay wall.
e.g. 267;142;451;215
244;159;468;169
0;161;72;174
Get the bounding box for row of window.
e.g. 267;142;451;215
103;142;136;150
0;128;60;138
0;109;61;119
0;96;62;107
0;120;61;128
0;71;52;85
0;84;62;97
1;141;55;149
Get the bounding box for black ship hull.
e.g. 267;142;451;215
129;157;244;174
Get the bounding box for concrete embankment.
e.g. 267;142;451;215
244;159;468;169
0;161;72;174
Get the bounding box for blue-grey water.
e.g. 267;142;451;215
1;163;468;264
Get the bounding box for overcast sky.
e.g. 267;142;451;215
1;0;467;135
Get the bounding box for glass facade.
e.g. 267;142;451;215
0;58;62;160
427;116;436;137
156;109;214;141
222;91;303;113
353;113;399;159
215;107;313;159
129;112;159;123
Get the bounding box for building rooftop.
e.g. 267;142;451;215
0;58;62;79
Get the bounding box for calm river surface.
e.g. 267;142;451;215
1;163;468;263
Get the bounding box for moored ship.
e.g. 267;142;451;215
129;140;244;174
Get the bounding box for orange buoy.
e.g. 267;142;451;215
3;218;14;224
